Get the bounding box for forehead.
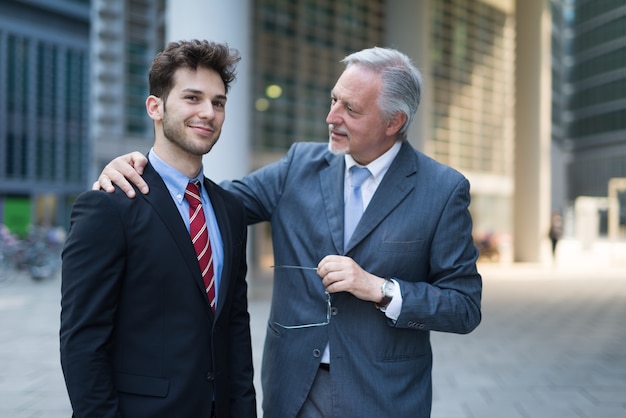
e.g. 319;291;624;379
332;65;381;105
171;67;225;94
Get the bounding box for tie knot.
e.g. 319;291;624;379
185;181;202;206
350;166;370;188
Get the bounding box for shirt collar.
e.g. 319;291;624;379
344;140;402;183
148;148;204;202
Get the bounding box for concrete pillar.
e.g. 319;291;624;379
514;0;552;262
384;0;430;152
608;178;626;242
166;0;251;183
575;197;600;251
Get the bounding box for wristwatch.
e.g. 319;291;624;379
375;279;395;310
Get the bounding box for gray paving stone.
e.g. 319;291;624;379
0;239;625;417
575;405;626;418
518;403;588;418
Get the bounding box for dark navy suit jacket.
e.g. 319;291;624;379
61;162;256;417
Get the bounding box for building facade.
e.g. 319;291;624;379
89;0;525;265
567;0;626;238
0;0;90;237
2;0;623;266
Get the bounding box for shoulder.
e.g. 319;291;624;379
206;179;246;213
282;141;339;173
400;143;467;185
286;141;330;160
247;141;334;179
72;184;153;220
73;187;129;207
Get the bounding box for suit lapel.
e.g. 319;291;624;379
320;155;346;254
141;164;213;315
346;143;417;252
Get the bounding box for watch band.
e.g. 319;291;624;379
375;279;394;310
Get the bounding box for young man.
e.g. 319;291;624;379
60;40;256;417
98;47;482;417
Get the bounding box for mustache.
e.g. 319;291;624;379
328;124;348;136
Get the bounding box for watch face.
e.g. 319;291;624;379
377;280;394;310
383;280;394;296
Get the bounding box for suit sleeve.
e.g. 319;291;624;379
227;221;257;416
221;143;297;225
394;177;482;334
60;191;125;418
209;189;257;417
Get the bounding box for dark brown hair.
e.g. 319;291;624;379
148;39;241;99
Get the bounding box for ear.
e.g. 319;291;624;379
385;112;407;137
146;95;163;121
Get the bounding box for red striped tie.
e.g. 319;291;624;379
185;181;216;312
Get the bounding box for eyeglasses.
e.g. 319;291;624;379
270;265;331;329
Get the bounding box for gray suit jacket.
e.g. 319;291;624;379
225;141;482;417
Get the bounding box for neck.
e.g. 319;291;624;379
152;144;202;178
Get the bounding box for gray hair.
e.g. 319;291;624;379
341;47;423;141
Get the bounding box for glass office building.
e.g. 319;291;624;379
567;0;626;201
251;0;385;152
0;0;90;236
2;0;624;262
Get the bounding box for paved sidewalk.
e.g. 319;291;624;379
0;271;70;418
430;239;626;418
0;238;624;417
431;272;626;418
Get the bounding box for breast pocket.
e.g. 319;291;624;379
377;240;427;279
379;240;424;254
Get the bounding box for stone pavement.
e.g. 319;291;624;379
0;238;624;417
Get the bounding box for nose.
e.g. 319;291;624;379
326;102;340;125
198;101;215;119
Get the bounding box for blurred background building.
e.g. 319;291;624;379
1;0;624;272
0;0;90;237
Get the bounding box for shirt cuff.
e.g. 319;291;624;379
380;279;401;321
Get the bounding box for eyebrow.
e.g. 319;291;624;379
333;95;358;112
181;88;227;101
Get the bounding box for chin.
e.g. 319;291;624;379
328;138;348;156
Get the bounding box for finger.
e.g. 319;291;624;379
111;158;148;195
321;269;342;287
129;151;148;175
325;280;338;294
326;276;349;294
318;254;345;274
121;166;148;195
94;175;116;194
92;180;102;191
102;166;137;198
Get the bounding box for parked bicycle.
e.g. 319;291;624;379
0;224;65;282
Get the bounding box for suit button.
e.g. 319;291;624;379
313;349;321;358
408;321;424;329
330;307;338;316
206;372;215;381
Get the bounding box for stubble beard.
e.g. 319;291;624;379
327;125;349;156
328;139;347;156
162;113;219;157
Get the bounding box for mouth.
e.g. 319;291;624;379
189;124;215;137
328;126;348;141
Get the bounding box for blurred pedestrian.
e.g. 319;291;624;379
549;211;563;260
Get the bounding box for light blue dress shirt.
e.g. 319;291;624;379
344;141;403;320
148;148;223;305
